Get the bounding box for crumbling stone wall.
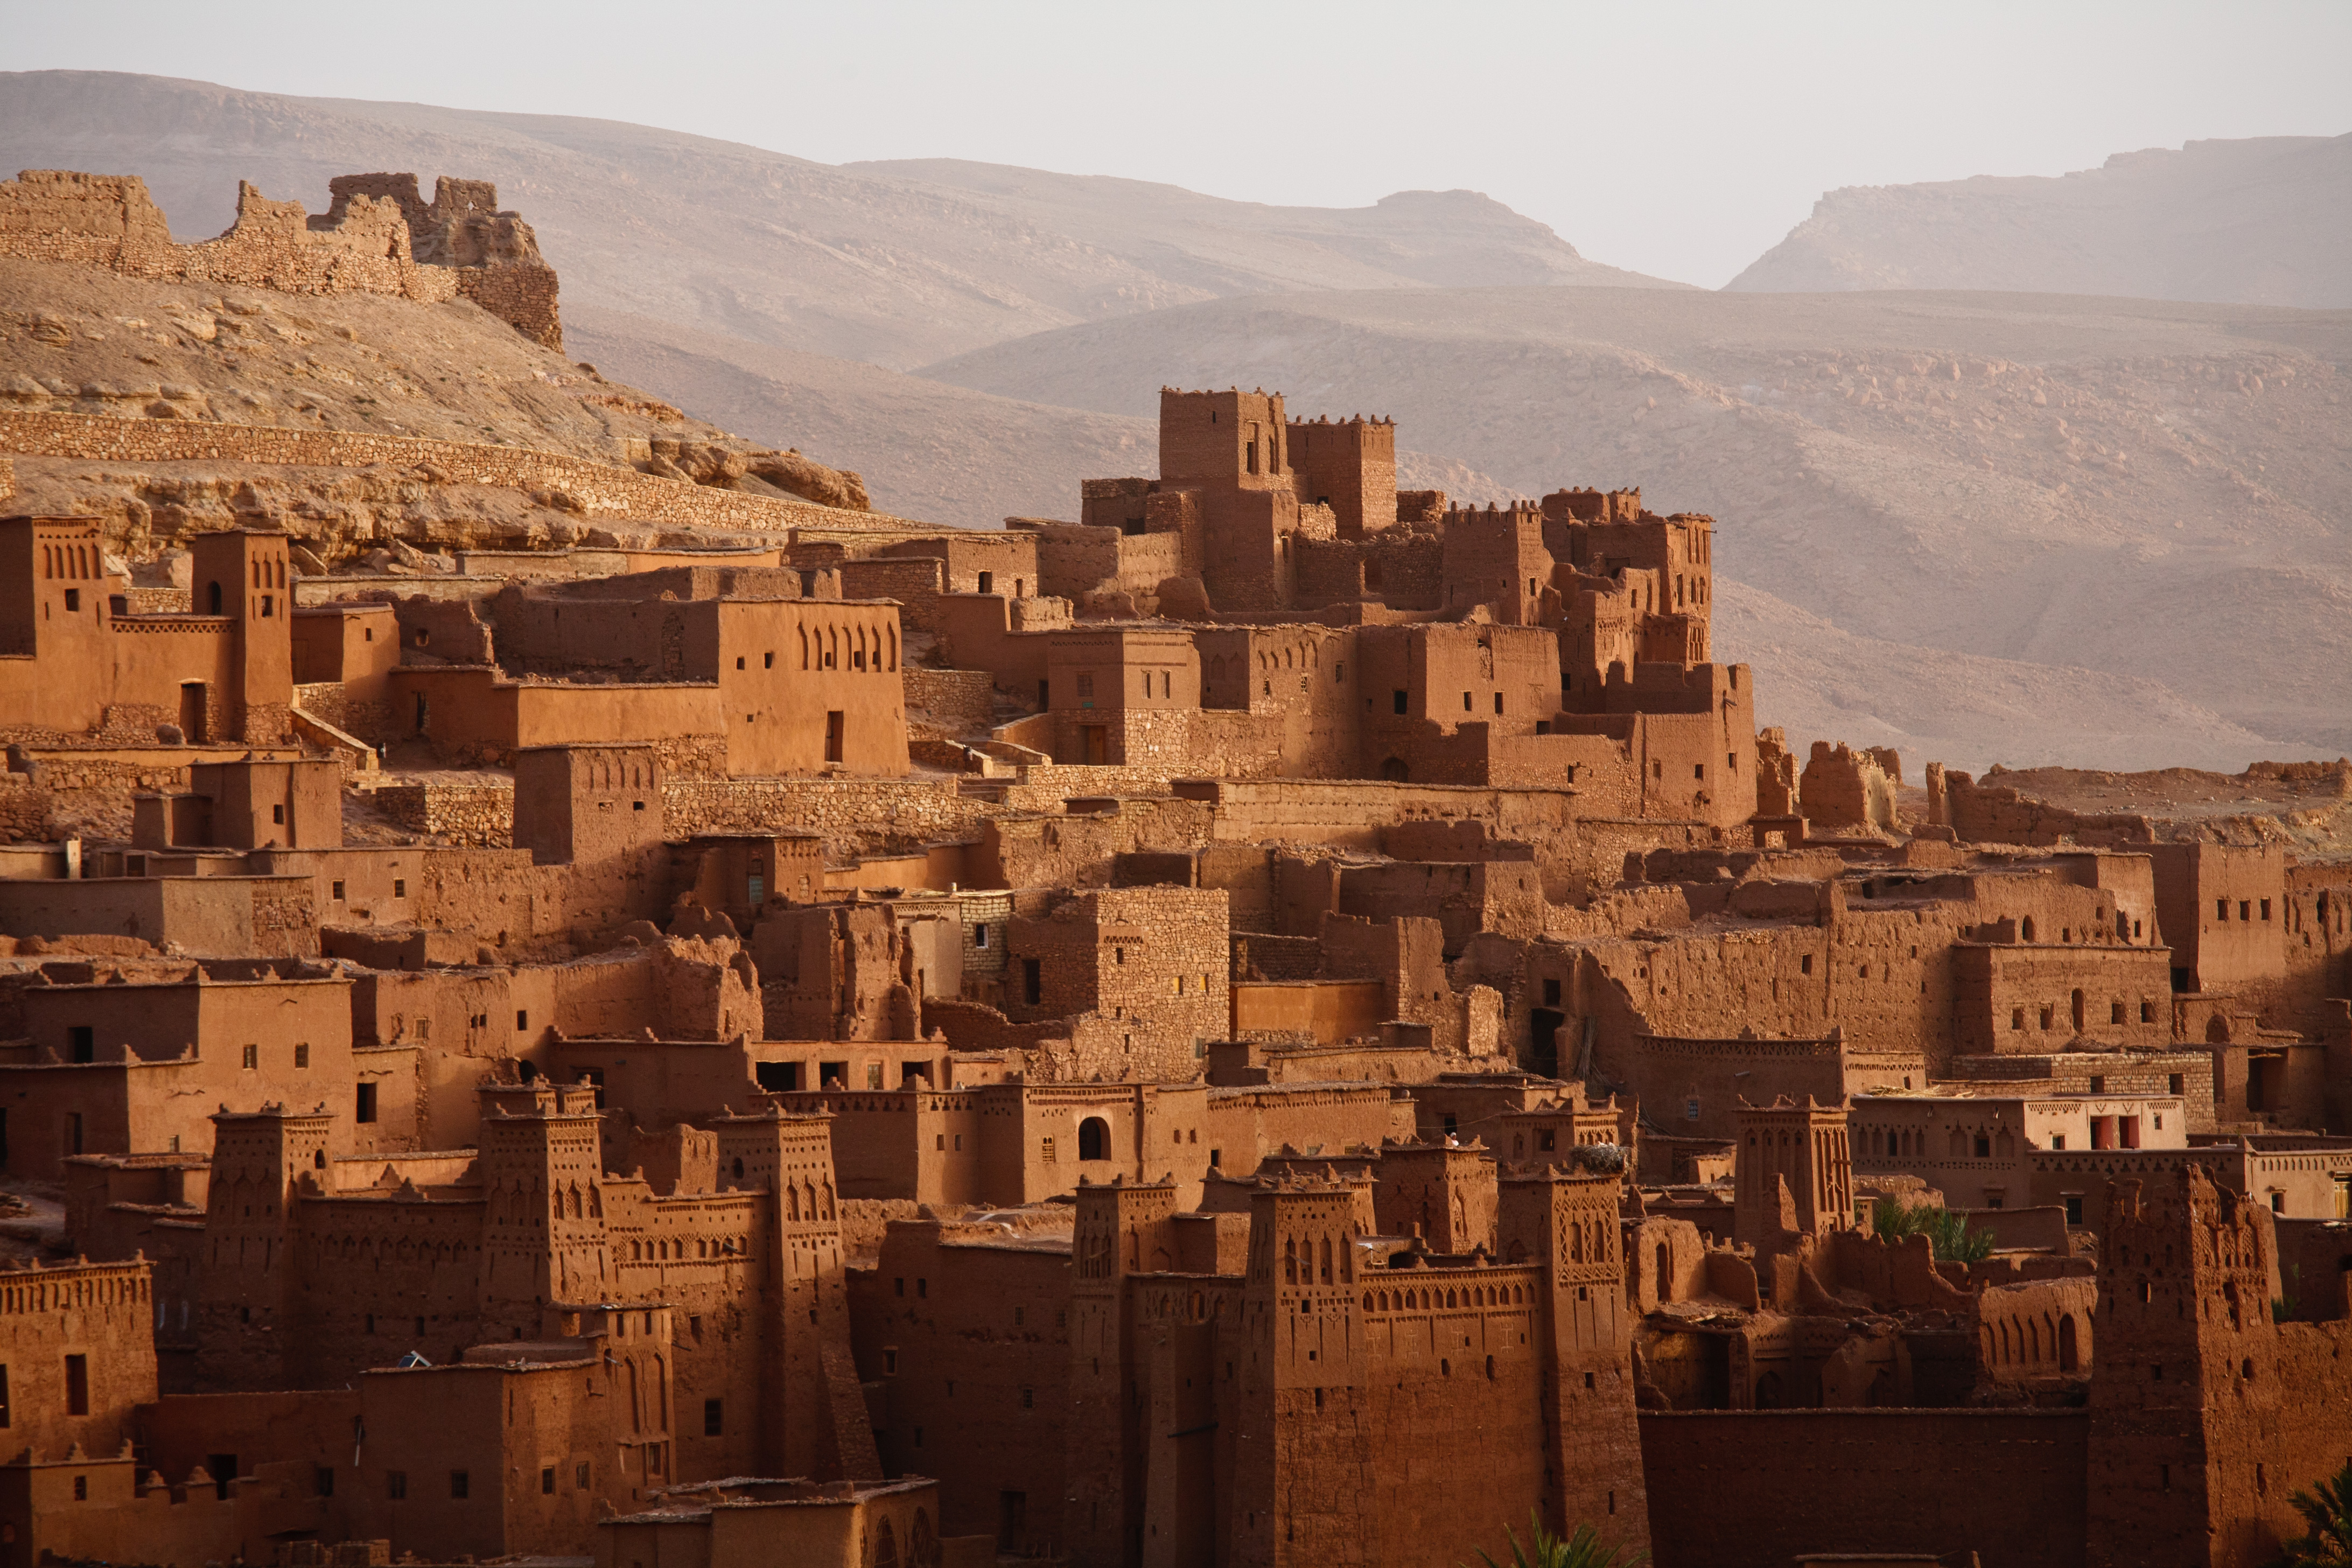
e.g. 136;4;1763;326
0;170;563;349
1945;768;2156;847
1797;741;1899;834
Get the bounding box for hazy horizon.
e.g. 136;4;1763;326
8;0;2349;288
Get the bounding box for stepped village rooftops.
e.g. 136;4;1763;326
0;351;2347;1568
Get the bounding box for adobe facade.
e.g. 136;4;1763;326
0;201;2347;1568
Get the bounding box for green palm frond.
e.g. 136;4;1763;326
1470;1511;1649;1568
2267;1461;2352;1568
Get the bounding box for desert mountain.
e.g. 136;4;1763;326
6;71;2347;775
0;71;1681;371
563;305;1518;528
922;286;2352;768
1728;135;2352;308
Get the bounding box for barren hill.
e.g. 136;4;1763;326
922;285;2352;770
0;257;876;563
1728;136;2352;307
0;70;1682;371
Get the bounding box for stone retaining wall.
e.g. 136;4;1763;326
903;668;998;740
372;782;514;848
662;777;992;857
0;411;909;536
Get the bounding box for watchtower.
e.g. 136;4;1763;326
1066;1175;1185;1566
188;528;295;743
1732;1095;1854;1249
1159;387;1290;491
195;1103;333;1389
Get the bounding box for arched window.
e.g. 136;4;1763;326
1078;1117;1109;1161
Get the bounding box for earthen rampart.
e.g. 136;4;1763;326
1639;1409;2089;1567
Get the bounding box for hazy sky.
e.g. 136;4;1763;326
11;0;2349;286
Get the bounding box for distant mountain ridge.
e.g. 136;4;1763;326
1729;135;2352;307
0;70;1684;370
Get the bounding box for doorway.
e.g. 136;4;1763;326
1530;1008;1566;1077
178;682;207;744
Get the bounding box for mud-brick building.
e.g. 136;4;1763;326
859;1167;1648;1564
125;1089;876;1490
0;520;293;745
0;960;359;1179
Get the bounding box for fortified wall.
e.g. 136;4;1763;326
0;169;563;348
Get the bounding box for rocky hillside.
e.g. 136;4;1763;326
0;71;1683;372
1728;136;2352;307
922;285;2352;771
0;257;869;565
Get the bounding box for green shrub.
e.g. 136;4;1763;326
1469;1511;1648;1568
1872;1198;1995;1264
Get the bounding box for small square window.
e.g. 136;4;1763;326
392;879;406;898
64;589;80;612
576;1462;590;1490
241;1043;258;1069
331;880;346;901
295;1043;309;1069
516;1010;529;1031
271;803;284;824
703;1398;724;1437
387;1471;407;1501
450;1471;468;1500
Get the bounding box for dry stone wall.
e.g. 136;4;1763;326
0;411;903;535
371;782;515;848
662;777;989;857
